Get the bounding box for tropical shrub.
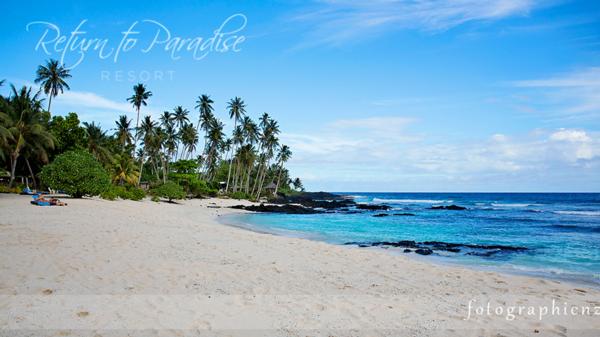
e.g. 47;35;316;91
189;179;218;197
40;150;110;198
229;191;251;200
150;181;185;202
171;159;198;174
169;173;217;197
100;185;146;201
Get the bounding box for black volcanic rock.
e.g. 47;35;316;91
344;239;528;257
230;203;323;214
403;249;412;253
356;204;391;211
415;248;433;255
271;192;355;210
393;213;416;216
429;205;467;210
372;213;389;217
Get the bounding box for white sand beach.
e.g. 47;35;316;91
1;194;599;336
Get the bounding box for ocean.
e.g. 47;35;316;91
224;193;600;286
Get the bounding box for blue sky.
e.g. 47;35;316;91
1;0;599;191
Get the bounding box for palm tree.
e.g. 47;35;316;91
2;85;55;186
173;106;190;159
293;177;304;191
180;123;199;160
274;145;292;194
34;59;71;113
195;94;214;133
159;111;174;127
112;153;139;186
173;106;190;130
114;115;133;151
203;119;224;180
83;122;112;165
127;83;152;148
137;115;158;184
225;97;246;192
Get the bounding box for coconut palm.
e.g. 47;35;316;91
112;153;139;186
274;145;292;194
83;122;112;165
195;95;214;133
293;177;304;191
172;106;190;159
34;59;71;113
203;119;224;180
224;97;246;192
2;85;54;186
137;115;158;184
114;115;133;151
127;83;152;147
180;123;199;160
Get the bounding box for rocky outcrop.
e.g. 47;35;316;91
429;205;467;210
344;239;528;257
230;204;323;214
356;204;391;211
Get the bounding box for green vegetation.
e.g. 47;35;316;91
100;185;145;201
40;150;110;198
150;181;185;202
1;59;303;202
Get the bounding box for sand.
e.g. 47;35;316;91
0;194;599;336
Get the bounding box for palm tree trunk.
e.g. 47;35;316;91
24;157;37;191
251;160;263;196
255;160;270;200
225;121;237;192
134;107;140;151
47;95;53;114
9;153;19;187
138;157;144;185
274;161;284;194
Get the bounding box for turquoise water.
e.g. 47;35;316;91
225;193;600;285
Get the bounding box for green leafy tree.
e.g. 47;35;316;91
40;150;110;197
151;181;185;203
34;59;71;113
47;112;86;156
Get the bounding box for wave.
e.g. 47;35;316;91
548;224;600;233
553;211;600;217
490;203;539;207
372;198;452;204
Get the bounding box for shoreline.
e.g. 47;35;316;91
219;212;600;290
1;194;599;335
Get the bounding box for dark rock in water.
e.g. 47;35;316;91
403;249;412;253
466;250;500;257
356;204;391;211
393;213;416;216
372;213;389;217
344;239;528;257
271;191;355;210
429;205;467;210
230;203;322;214
415;248;433;255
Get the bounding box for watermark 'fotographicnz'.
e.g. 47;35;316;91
466;299;600;321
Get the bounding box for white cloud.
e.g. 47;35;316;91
284;118;600;191
55;91;132;113
512;67;600;120
550;129;591;142
293;0;545;46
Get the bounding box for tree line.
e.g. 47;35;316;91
0;59;305;199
